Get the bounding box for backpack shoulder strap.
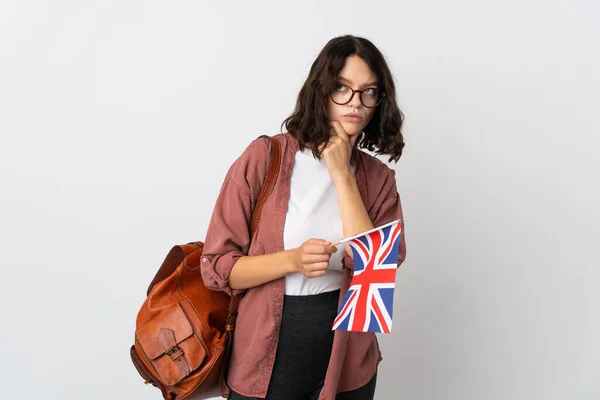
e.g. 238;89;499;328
226;135;281;322
249;135;281;237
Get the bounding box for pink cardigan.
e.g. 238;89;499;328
200;132;406;399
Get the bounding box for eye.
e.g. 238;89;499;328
364;88;378;96
335;84;347;91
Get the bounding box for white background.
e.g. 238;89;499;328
1;1;598;399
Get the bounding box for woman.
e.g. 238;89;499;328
200;35;407;400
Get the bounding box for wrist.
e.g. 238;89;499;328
332;170;355;185
285;249;300;274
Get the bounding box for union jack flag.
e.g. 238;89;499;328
332;219;402;333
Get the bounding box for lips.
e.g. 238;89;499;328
343;113;363;121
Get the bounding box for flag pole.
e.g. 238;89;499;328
329;219;402;247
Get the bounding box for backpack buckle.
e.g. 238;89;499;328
165;345;183;358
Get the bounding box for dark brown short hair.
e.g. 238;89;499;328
281;35;405;163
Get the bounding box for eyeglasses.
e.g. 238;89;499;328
330;83;385;108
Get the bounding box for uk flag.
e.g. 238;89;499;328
332;219;402;333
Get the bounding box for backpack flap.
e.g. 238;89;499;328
136;303;206;385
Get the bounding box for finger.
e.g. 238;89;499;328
320;140;338;153
304;252;334;263
308;262;329;271
328;121;341;136
323;244;338;253
302;253;329;263
328;136;342;145
309;269;327;278
329;120;349;140
307;238;331;245
304;244;337;255
302;254;331;264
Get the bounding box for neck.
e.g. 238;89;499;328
348;133;360;148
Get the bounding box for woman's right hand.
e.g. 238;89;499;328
291;238;339;278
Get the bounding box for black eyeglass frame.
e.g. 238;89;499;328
329;84;386;108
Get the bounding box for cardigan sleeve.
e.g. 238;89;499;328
199;137;271;297
342;166;407;270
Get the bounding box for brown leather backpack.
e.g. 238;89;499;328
130;135;281;399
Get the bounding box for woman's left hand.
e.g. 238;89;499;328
320;121;353;182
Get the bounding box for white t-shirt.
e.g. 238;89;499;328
283;147;356;295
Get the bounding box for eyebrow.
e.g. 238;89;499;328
338;76;379;88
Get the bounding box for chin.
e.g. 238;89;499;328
339;121;364;136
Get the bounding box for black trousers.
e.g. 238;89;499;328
228;290;377;400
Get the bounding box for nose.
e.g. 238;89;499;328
348;90;362;108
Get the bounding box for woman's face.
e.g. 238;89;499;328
327;55;379;138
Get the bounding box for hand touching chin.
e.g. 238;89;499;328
337;121;363;137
